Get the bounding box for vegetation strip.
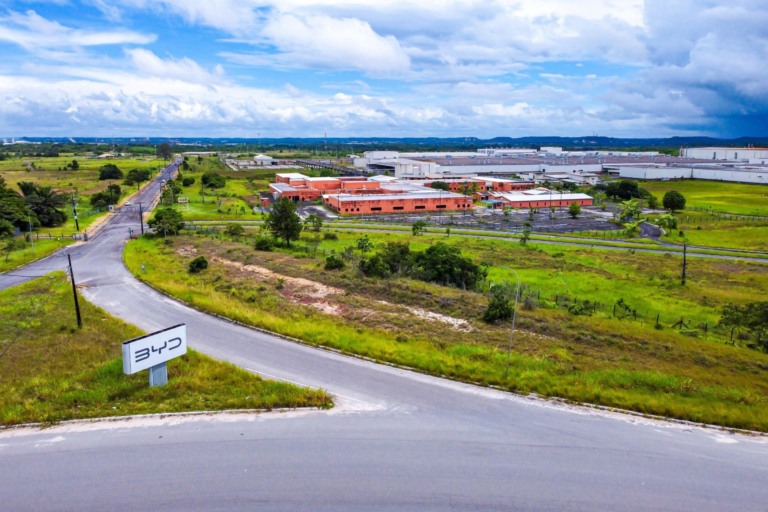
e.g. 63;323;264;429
0;273;331;427
126;233;768;431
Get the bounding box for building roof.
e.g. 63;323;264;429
324;191;468;202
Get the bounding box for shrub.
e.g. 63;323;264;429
323;232;338;240
359;254;390;278
182;177;195;187
324;254;345;270
254;236;274;251
483;293;513;323
188;256;208;273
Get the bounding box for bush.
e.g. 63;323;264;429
98;164;123;180
483;293;513;323
323;232;338;240
359;254;390;278
188;256;208;273
182;177;195;187
324;254;345;270
254;236;274;251
201;172;226;189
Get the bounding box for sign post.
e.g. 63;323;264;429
123;324;187;387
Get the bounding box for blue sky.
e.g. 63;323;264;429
0;0;765;138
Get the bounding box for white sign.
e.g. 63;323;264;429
122;324;187;375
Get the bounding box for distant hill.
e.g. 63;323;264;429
4;135;768;152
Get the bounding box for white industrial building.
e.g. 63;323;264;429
618;165;767;184
682;147;768;163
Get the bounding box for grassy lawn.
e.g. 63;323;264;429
655;211;768;252
0;273;331;426
168;157;262;221
642;179;768;216
125;232;768;431
0;238;72;273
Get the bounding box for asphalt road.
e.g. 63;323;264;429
1;163;767;511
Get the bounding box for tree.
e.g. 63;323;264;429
720;302;768;351
356;234;373;253
654;213;678;230
69;159;79;170
0;176;33;229
305;214;323;232
663;190;686;212
98;164;123;180
412;220;427;236
90;184;122;208
619;199;643;222
148;208;184;236
0;219;14;238
182;177;195;187
264;197;302;247
17;182;68;227
125;169;151;187
568;201;581;219
379;241;411;274
201;172;226;189
605;180;641;200
412;242;487;290
520;222;531;245
157;143;173;161
430;181;451;191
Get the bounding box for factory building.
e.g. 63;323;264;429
682;147;768;163
617;165;768;184
270;173;474;216
490;188;594;209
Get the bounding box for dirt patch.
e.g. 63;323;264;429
213;256;471;331
175;245;198;258
213;257;342;298
410;306;471;331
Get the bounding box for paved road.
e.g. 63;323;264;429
1;163;767;511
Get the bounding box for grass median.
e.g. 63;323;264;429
0;273;332;427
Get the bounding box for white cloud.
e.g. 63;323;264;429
0;9;155;56
259;14;410;76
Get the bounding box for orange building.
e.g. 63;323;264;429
271;173;474;215
323;192;472;215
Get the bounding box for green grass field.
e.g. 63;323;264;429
125;232;768;431
642;179;768;216
0;273;331;426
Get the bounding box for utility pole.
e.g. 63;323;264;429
67;253;82;328
71;192;79;231
138;202;145;235
681;243;687;286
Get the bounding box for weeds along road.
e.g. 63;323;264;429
1;167;768;511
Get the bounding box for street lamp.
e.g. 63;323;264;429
501;267;521;379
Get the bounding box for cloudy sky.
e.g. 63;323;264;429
0;0;765;138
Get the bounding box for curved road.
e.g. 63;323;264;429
1;164;767;511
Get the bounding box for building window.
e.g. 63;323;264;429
371;207;382;211
415;205;425;210
436;205;446;209
393;206;404;210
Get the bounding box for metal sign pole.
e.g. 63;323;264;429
149;362;168;387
